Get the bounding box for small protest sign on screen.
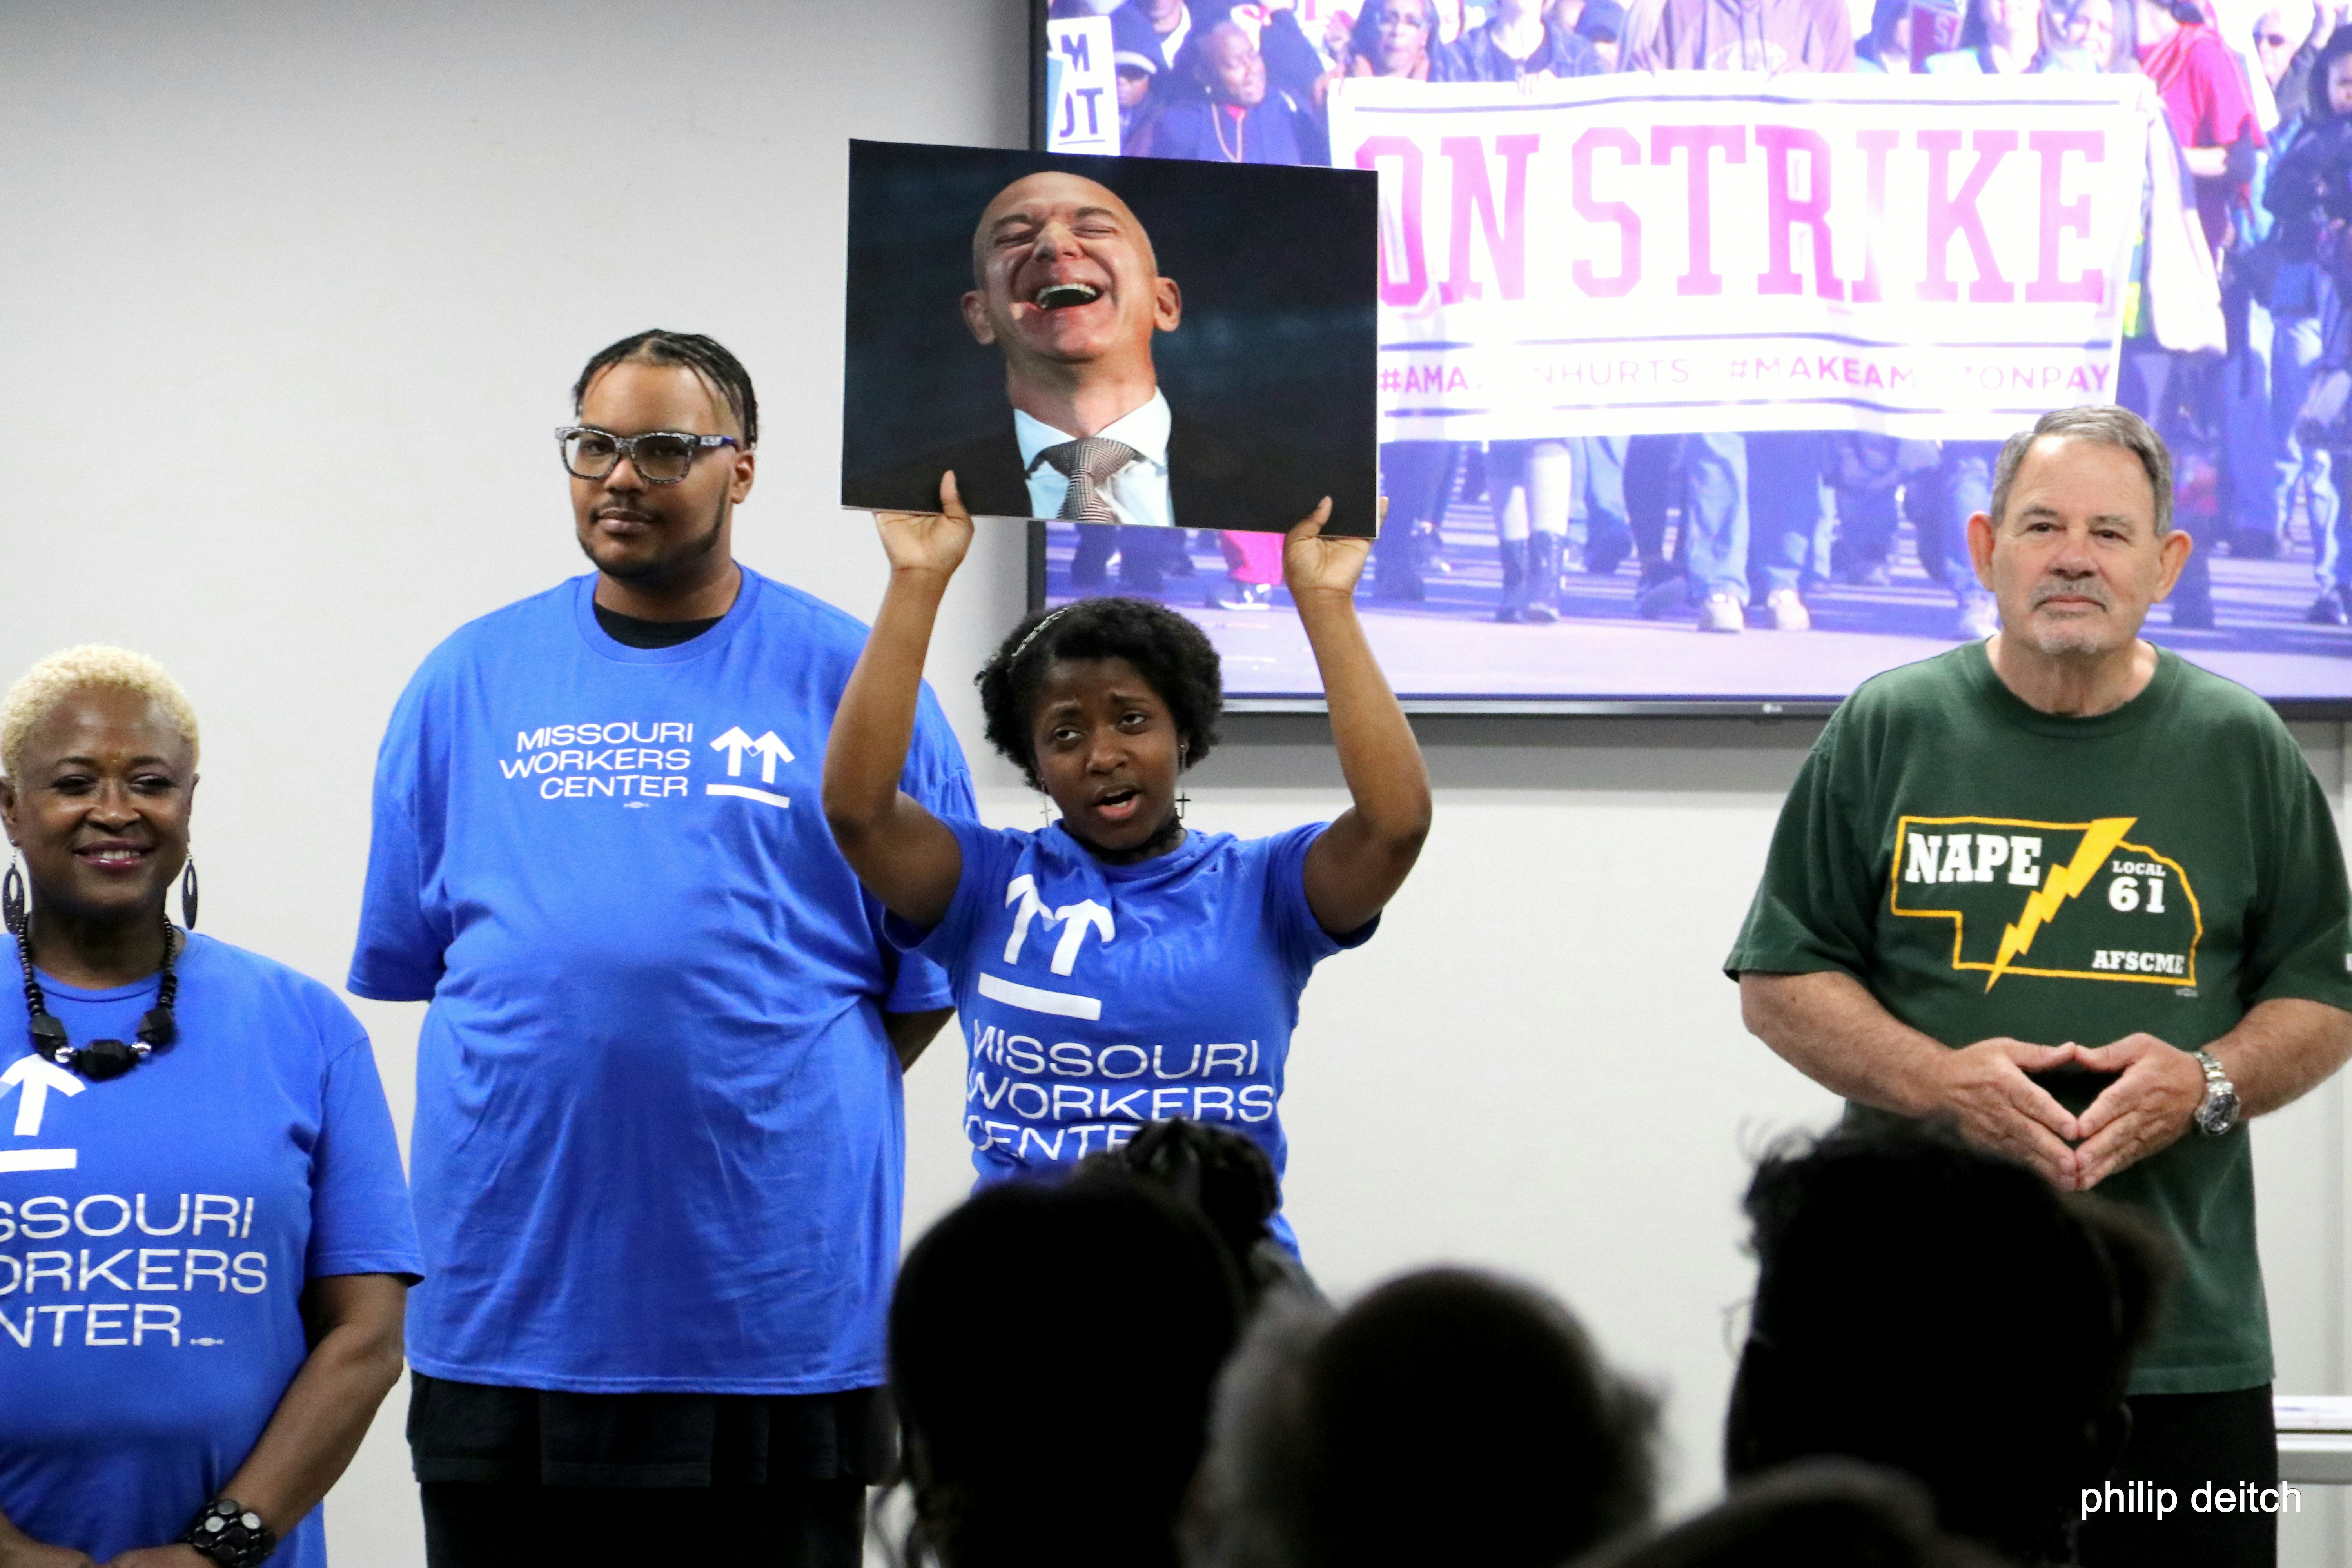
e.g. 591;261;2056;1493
840;139;1379;537
1046;16;1119;156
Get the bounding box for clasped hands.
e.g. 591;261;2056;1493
1928;1033;2209;1191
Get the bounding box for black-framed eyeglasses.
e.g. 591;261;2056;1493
556;425;741;484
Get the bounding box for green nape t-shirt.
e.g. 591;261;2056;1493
1728;641;2352;1396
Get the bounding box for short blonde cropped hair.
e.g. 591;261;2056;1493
0;646;201;783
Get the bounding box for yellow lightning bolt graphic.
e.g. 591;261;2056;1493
1984;817;2136;991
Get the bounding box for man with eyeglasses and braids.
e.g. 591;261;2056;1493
349;330;974;1568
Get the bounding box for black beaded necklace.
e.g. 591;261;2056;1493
12;919;180;1080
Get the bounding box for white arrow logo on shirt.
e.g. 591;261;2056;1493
711;727;794;783
2;1055;85;1138
1005;875;1052;963
711;726;755;776
1049;899;1114;975
749;731;793;783
1001;880;1116;974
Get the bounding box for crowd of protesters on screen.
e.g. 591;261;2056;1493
1049;0;2352;640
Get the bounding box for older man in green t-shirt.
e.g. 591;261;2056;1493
1728;405;2352;1568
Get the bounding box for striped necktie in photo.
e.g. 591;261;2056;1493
1039;436;1143;524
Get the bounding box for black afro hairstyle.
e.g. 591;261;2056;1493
976;595;1224;788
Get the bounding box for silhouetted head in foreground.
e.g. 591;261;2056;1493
1591;1460;2016;1568
890;1173;1243;1568
1082;1117;1315;1310
1725;1128;2174;1564
1193;1267;1657;1568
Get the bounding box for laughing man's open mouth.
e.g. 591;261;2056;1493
1033;281;1102;310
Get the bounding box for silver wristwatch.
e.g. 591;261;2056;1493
2192;1049;2241;1137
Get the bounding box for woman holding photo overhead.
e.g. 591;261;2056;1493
823;481;1430;1258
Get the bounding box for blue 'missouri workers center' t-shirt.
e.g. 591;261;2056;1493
350;570;973;1394
0;935;420;1566
900;817;1375;1255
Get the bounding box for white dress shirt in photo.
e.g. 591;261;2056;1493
1016;390;1176;530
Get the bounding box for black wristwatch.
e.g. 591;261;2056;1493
180;1498;277;1567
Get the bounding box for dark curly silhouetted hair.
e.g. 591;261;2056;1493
1080;1117;1293;1308
891;1174;1242;1568
976;596;1223;788
1196;1267;1658;1568
572;329;759;446
1728;1125;2174;1564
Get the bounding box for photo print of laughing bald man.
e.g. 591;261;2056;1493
842;140;1377;569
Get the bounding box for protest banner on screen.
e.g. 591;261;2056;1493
1331;73;2156;441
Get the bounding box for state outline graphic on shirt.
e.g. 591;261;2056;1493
1888;814;2205;991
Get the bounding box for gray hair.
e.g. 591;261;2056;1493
1987;405;2173;536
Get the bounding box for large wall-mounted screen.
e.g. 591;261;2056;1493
1030;0;2352;713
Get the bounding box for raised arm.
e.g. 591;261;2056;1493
822;474;973;929
1291;500;1433;936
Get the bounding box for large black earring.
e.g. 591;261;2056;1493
2;855;25;936
1174;744;1190;823
179;856;200;931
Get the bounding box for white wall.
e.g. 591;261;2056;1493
2;5;2342;1565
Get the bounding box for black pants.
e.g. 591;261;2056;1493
409;1373;887;1568
2076;1385;2279;1568
420;1477;865;1567
1068;523;1185;591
